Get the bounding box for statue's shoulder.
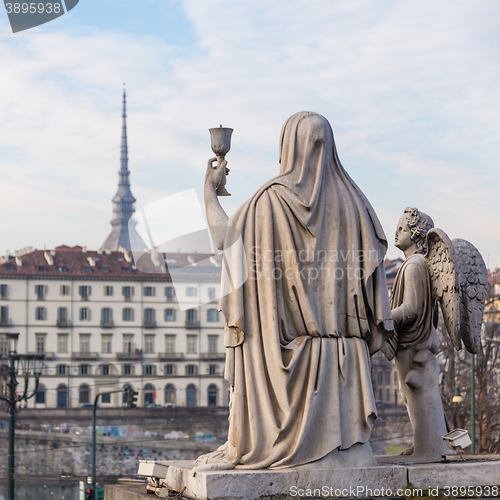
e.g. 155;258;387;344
404;253;427;270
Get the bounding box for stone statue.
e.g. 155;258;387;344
198;111;394;470
382;207;488;459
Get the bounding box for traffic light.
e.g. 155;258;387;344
126;389;138;409
86;487;95;500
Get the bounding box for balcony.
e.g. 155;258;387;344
57;319;71;328
100;320;114;328
185;320;200;329
200;352;226;361
28;351;54;360
116;352;142;361
158;352;184;361
143;320;157;329
72;351;98;360
0;318;11;326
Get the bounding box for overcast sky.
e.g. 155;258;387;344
0;0;499;268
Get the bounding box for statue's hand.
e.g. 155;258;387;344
206;157;230;191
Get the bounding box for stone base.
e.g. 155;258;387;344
105;459;500;500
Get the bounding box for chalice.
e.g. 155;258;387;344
209;125;233;196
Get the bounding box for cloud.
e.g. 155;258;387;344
0;0;498;267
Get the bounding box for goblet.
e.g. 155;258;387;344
209;126;233;196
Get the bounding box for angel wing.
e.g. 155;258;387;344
424;228;461;350
452;238;487;354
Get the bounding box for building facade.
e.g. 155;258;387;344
0;245;228;409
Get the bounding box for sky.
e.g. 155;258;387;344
0;0;499;268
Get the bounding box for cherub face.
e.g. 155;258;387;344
395;214;413;252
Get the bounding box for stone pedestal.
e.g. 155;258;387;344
105;459;500;500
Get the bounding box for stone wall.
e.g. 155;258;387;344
0;405;412;478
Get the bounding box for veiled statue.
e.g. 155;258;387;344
198;111;394;470
382;207;488;459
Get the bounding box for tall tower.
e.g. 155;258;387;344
102;90;147;252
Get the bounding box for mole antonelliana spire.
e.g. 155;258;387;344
102;88;147;252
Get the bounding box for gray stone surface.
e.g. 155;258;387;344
105;483;149;500
407;461;500;489
163;460;407;500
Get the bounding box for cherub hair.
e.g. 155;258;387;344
403;207;434;254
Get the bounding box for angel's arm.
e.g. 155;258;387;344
392;262;428;331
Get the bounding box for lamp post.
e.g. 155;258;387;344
0;333;44;500
470;353;475;454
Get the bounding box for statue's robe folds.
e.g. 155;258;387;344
209;112;393;469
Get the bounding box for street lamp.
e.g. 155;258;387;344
0;332;44;500
452;386;463;403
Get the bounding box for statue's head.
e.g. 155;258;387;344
396;207;434;254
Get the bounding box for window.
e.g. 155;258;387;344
35;307;46;321
79;385;90;404
186;287;197;297
378;388;382;400
122;308;134;321
144;335;155;354
102;267;109;273
36;334;46;353
394;371;398;384
79;285;91;300
123;334;133;353
186;308;198;327
35;385;46;404
35;285;45;300
377;372;383;384
80;334;90;353
84;267;91;273
0;284;8;299
187;335;197;354
0;306;8;324
208;335;218;354
102;365;110;376
57;364;67;375
79;307;90;321
144;286;155;297
79;364;89;375
58;334;68;353
57;307;68;325
58;267;67;273
124;268;132;273
165;286;175;301
186;384;196;407
385;371;390;385
122;286;133;300
165;364;176;375
38;266;45;272
208;287;216;301
57;385;67;408
101;393;111;403
60;285;70;295
208;384;218;407
144;308;155;326
104;286;113;296
208;364;218;375
207;309;219;322
5;264;13;271
101;307;113;326
0;335;8;354
144;365;155;375
164;308;176;322
165;335;175;354
102;334;112;353
185;364;198;375
123;364;131;375
165;384;176;405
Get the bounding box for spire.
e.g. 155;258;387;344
101;88;147;252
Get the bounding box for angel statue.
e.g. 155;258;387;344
382;207;488;459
